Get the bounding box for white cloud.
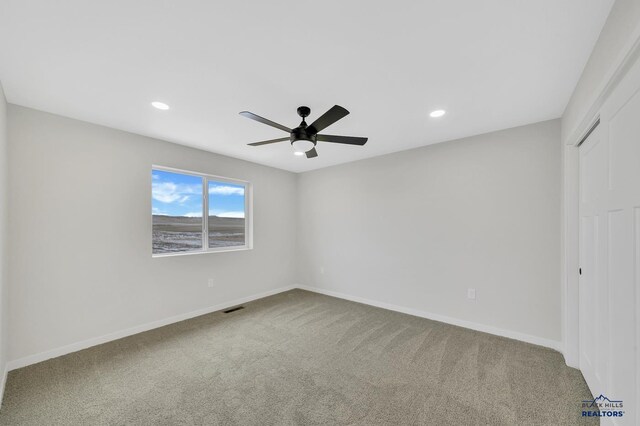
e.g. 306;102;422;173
152;207;169;216
209;185;244;196
184;212;203;218
216;211;245;218
152;182;199;203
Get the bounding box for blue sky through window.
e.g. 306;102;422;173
208;181;245;218
152;170;245;218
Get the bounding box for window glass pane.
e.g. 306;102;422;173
208;180;246;248
152;170;203;254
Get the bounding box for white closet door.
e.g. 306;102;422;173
579;54;640;425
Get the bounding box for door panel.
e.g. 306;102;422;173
609;88;640;193
608;208;635;419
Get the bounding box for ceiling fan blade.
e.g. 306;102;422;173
247;137;290;146
307;105;349;134
306;147;318;158
239;111;291;133
316;134;368;145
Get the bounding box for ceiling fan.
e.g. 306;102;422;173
240;105;368;158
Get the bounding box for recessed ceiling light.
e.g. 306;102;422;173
293;151;305;156
151;101;170;110
430;109;446;118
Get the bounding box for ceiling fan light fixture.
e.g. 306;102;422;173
291;139;315;154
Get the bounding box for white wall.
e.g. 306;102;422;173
297;119;562;344
7;105;297;363
0;83;9;396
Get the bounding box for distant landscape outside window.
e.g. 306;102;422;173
208;180;245;248
152;170;203;254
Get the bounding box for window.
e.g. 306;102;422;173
152;167;251;256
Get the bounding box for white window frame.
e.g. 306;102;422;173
152;165;253;257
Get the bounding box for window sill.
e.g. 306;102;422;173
152;246;252;258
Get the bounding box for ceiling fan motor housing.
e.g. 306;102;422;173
291;126;316;152
291;126;316;144
292;106;316;152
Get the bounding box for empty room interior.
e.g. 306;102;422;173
0;1;639;424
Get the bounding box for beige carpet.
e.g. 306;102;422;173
0;289;595;425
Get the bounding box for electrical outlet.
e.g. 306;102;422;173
207;278;215;288
467;288;476;300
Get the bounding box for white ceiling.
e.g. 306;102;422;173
0;0;613;173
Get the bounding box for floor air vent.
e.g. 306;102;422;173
223;306;245;314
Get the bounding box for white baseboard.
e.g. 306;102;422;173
6;285;296;371
297;285;563;352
